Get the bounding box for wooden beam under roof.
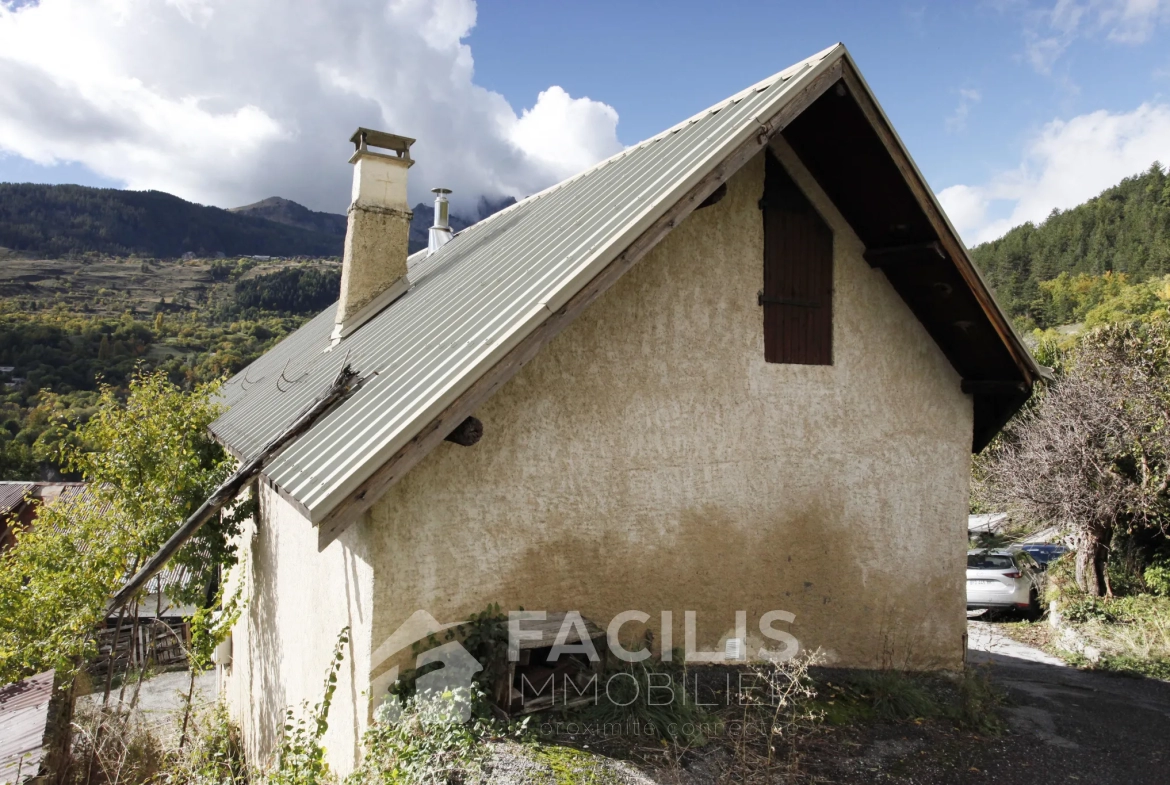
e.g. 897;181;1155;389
836;65;1037;388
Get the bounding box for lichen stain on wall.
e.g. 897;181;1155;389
364;140;972;681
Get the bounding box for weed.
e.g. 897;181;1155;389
156;702;249;785
264;627;349;785
813;666;1006;735
527;745;608;785
349;687;528;785
1064;651;1170;680
839;671;938;722
67;702;165;785
951;666;1006;734
575;659;708;746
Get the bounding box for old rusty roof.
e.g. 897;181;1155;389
0;670;54;784
0;483;34;517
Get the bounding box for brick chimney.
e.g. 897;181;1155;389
332;128;415;341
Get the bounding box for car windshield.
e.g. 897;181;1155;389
968;553;1015;570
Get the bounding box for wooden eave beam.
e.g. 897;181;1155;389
838;64;1037;388
313;59;846;549
696;182;727;210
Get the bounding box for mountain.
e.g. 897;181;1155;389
970;163;1170;320
232;193;518;254
0;183;342;258
230;196;347;236
406;194;518;253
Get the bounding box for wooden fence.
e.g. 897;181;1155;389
92;618;190;674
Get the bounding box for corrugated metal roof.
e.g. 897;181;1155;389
0;670;54;784
0;483;34;517
1;483;190;599
210;45;843;522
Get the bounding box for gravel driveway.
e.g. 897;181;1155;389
965;619;1170;783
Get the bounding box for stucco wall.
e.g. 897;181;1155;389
226;139;973;773
221;483;373;775
366;140;972;681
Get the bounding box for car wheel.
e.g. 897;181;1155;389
1025;588;1041;621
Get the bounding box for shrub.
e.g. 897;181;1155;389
350;688;509;785
1144;555;1170;596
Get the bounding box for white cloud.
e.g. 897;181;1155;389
946;88;982;133
938;102;1170;245
511;87;622;183
1025;0;1170;74
0;0;624;214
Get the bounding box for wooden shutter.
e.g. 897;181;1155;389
761;150;833;365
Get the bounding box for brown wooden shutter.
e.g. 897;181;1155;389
761;150;833;365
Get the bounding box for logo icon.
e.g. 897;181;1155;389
370;610;482;723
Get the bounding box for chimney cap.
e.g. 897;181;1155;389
431;187;452;195
350;128;415;160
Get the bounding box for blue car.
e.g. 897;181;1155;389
1019;543;1068;569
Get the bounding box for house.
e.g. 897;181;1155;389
212;44;1042;772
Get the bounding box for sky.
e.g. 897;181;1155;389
1;0;1169;246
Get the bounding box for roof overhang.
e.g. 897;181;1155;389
779;52;1041;450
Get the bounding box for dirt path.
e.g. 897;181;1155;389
965;619;1170;783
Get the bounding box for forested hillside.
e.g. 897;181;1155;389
971;163;1170;322
0;183;519;259
0;254;342;480
0;183;342;257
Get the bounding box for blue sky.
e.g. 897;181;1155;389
2;0;1169;244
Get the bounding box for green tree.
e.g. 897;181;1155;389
0;370;240;683
979;322;1170;595
972;162;1170;321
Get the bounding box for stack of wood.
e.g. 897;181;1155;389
497;612;606;715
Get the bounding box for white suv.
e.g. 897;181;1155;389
966;548;1043;617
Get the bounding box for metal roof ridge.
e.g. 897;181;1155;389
418;45;844;261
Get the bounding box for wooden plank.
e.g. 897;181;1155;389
839;66;1036;385
509;613;605;649
315;60;845;548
